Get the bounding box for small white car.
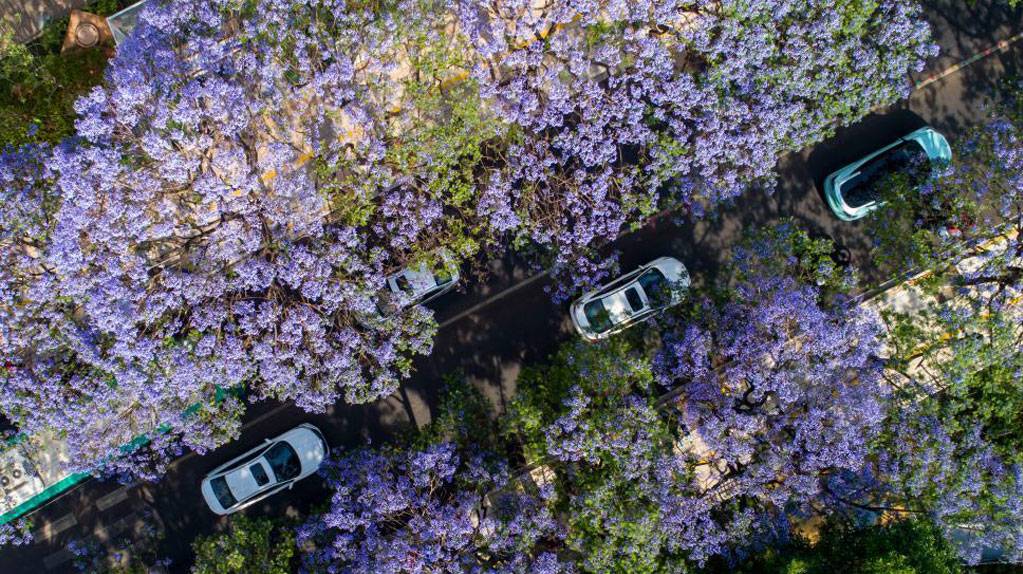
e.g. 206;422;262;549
570;257;690;342
384;256;459;309
200;424;327;515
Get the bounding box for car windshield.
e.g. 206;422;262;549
843;140;930;208
265;441;301;481
637;269;671;307
624;287;645;313
583;300;613;333
210;476;237;509
250;463;269;486
433;266;453;285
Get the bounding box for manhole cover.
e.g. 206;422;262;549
75;22;99;48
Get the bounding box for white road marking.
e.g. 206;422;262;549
95;486;131;511
42;548;75;570
33;512;77;541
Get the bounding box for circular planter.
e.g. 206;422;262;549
74;22;100;48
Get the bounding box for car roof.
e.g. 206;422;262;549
597;285;647;324
207;425;322;478
224;459;272;503
213;443;272;476
395;266;439;295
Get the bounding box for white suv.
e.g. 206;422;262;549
570;257;690;342
200;424;327;515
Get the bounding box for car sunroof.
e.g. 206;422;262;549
250;463;269;486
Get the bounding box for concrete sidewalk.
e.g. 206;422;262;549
1;0;85;43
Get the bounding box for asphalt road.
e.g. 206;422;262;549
3;1;1022;571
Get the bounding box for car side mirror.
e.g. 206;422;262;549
288;483;294;490
264;438;271;443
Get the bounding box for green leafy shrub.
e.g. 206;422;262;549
191;515;296;574
0;19;109;147
412;374;501;452
723;519;964;574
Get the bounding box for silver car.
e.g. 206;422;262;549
200;424;327;515
384;254;459;310
570;257;690;342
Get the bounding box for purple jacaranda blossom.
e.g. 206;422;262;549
297;443;570;574
459;0;936;298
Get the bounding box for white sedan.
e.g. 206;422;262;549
570;257;690;342
384;258;459;309
200;424;327;515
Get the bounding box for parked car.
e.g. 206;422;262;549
824;126;952;221
200;424;327;515
383;254;459;309
570;257;690;342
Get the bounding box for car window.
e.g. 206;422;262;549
265;441;302;481
433;266;453;285
210;476;237;509
583;300;613;333
395;275;413;294
637;269;670;307
843;141;930;208
624;287;644;313
250;463;269;486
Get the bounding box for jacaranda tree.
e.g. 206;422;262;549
500;222;889;571
649;276;888;566
869;409;1023;565
296;442;569;573
863;93;1023;564
1;0;462;478
458;0;937;296
0;0;935;479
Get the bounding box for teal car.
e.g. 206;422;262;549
824;127;952;221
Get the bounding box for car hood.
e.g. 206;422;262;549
904;126;952;163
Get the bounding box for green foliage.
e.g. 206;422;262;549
0;28;35;85
190;515;296;574
558;403;683;574
724;519;964;574
863;167;970;278
730;218;855;301
501;336;653;462
91;0;126;17
910;309;1023;463
0;20;109;147
881;267;1023;462
953;362;1023;463
499;337;686;573
567;481;683;574
582;20;623;50
412;374;501;451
